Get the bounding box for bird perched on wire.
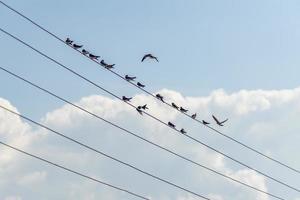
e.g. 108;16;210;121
82;49;89;55
141;104;148;110
156;94;164;102
137;82;145;88
171;103;179;110
212;115;228;126
168;122;176;129
202;120;210;125
65;38;73;45
125;75;136;82
142;54;159;62
89;53;100;60
191;113;197;119
100;60;115;69
136;107;143;115
180;128;187;134
122;96;132;102
73;43;83;49
180;107;188;113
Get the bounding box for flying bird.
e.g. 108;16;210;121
122;96;132;102
137;82;145;88
73;43;83;49
65;38;73;45
180;107;188;113
180;128;187;134
191;113;197;119
171;103;179;110
89;53;100;60
212;115;228;126
82;49;89;55
142;54;159;62
168;122;176;128
156;94;164;102
125;75;136;81
202;120;210;125
136;107;143;115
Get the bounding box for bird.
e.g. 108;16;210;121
73;43;83;49
180;107;188;113
180;128;187;134
141;54;159;62
191;113;197;119
89;53;100;60
122;96;132;102
141;104;148;110
105;64;115;69
136;107;143;115
168;122;176;128
202;120;210;125
100;60;108;67
171;103;179;109
137;82;145;88
82;49;89;55
65;38;73;45
156;94;164;102
125;75;136;81
100;60;115;69
212;115;228;126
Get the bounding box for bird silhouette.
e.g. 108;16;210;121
171;103;179;110
212;115;228;126
137;82;145;88
168;122;176;128
73;43;83;49
142;54;159;62
65;38;73;45
136;107;143;115
191;113;197;119
122;96;132;102
105;64;115;69
180;107;188;113
82;49;89;55
180;128;187;134
89;53;100;60
202;120;210;125
125;75;136;81
156;94;164;102
100;60;115;69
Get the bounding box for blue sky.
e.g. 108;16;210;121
0;1;300;200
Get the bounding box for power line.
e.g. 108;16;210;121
0;66;289;200
0;141;150;200
0;28;298;194
1;0;299;176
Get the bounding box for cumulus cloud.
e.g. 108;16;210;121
1;87;299;200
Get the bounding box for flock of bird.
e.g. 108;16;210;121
65;37;228;134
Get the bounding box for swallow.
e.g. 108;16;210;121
156;94;164;102
82;49;89;55
191;113;197;119
180;128;187;134
180;107;188;113
89;53;100;60
65;38;73;45
125;75;136;81
141;54;159;62
73;43;83;49
168;122;176;128
122;96;132;102
136;107;143;115
137;82;145;88
100;60;115;69
202;120;210;125
171;103;179;110
212;115;228;126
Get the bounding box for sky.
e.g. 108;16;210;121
0;0;300;200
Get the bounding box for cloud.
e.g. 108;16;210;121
1;87;300;199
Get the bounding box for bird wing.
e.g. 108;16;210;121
141;55;148;62
220;119;228;124
212;115;221;124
